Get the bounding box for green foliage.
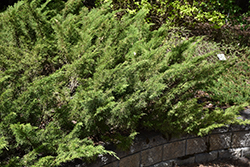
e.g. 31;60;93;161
198;103;250;135
0;136;8;154
99;0;227;28
199;0;250;29
99;0;249;30
10;123;38;148
207;54;250;105
0;0;249;166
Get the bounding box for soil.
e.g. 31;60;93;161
180;157;250;167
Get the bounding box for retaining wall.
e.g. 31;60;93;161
86;124;250;167
64;109;250;167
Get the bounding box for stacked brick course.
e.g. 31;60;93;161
88;124;250;167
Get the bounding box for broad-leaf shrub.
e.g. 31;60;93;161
98;0;249;30
99;0;227;28
0;0;248;166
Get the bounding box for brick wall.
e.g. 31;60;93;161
87;124;250;167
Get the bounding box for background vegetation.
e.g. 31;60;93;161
0;0;250;166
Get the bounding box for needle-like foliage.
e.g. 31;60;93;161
0;0;249;166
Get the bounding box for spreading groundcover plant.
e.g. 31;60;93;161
0;0;249;166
